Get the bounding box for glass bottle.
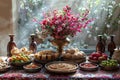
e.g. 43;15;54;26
7;34;17;57
96;35;105;53
29;34;37;53
108;35;116;59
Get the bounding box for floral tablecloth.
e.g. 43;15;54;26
0;67;120;80
1;57;120;80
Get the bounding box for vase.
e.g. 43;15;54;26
50;38;70;57
29;34;37;53
7;34;17;57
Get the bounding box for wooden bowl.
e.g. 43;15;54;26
79;62;98;71
23;63;42;73
100;64;119;71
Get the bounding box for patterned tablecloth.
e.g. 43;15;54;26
0;67;120;80
0;57;120;80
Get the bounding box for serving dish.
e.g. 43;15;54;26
45;61;78;74
9;53;32;67
9;61;31;67
0;57;11;73
100;60;119;71
79;62;98;71
88;51;108;64
23;63;42;73
63;58;86;64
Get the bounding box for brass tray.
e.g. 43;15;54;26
45;61;78;74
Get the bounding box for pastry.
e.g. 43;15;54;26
11;47;20;55
63;48;86;60
35;50;58;61
11;47;32;56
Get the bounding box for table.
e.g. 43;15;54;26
0;57;120;80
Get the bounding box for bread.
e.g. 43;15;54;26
63;48;86;60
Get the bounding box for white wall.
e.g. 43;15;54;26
0;0;13;56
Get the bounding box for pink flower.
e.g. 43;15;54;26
37;6;93;39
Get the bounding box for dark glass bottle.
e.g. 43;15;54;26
7;34;17;57
96;35;105;53
108;35;116;59
29;34;37;53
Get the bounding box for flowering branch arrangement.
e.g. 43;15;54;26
39;6;93;39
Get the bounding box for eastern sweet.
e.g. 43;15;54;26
63;48;86;60
34;50;59;61
89;51;107;62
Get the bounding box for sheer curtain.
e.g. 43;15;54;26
16;0;120;50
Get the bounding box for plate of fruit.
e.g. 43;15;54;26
79;62;98;71
100;60;119;71
23;63;42;73
9;53;31;67
88;51;108;63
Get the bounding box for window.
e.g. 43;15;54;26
17;0;120;51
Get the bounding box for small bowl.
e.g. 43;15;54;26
79;62;98;71
23;63;42;73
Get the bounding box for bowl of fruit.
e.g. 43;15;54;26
88;51;108;63
9;53;31;67
100;60;119;71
